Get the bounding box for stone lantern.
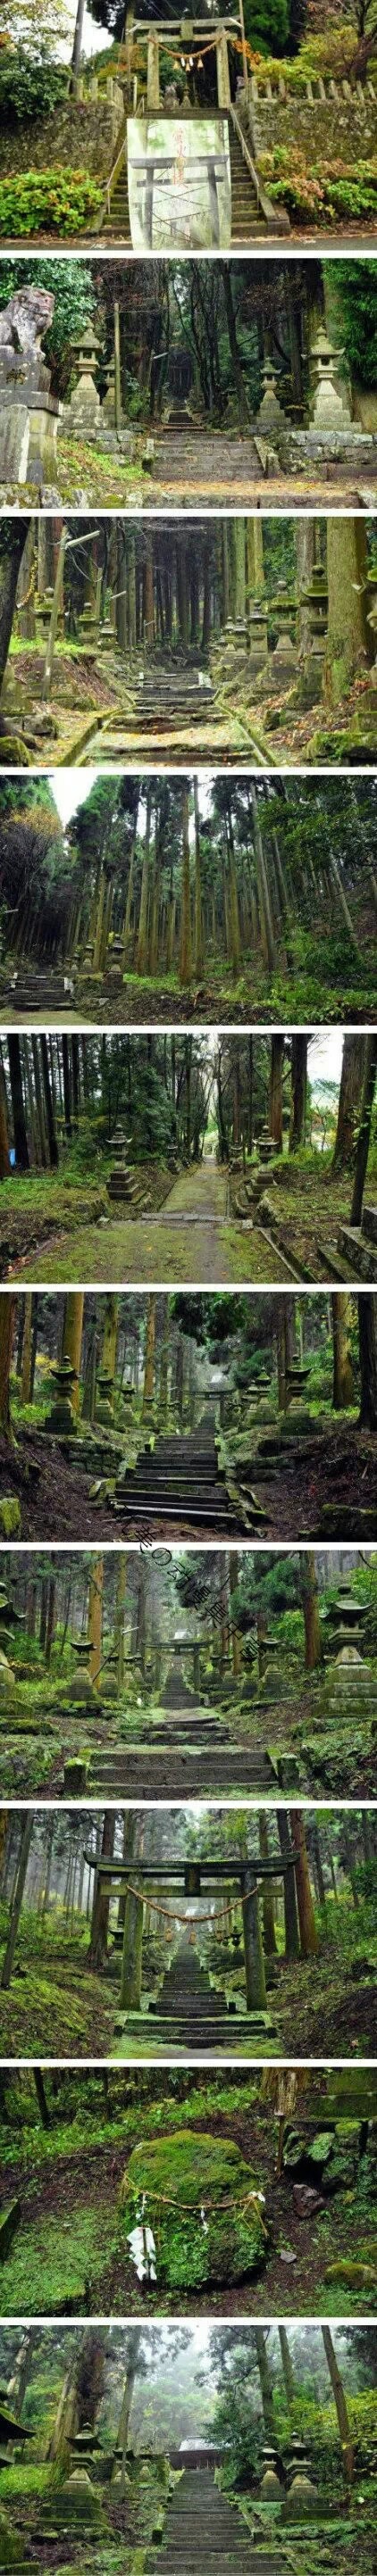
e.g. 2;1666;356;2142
310;325;351;429
46;1357;78;1433
285;1356;311;1406
67;320;102;437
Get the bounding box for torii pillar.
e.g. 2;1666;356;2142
147;32;160;107
216;29;230;109
121;1885;144;2007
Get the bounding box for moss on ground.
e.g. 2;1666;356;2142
0;2203;116;2316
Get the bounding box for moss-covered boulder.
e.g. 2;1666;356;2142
119;2129;267;2288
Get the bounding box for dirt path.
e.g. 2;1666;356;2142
9;1159;291;1285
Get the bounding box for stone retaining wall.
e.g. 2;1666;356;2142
245;76;377;167
0;80;123;179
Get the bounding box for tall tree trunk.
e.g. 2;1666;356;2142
136;788;152;977
193;777;204;976
40;1035;59;1168
332;1035;365;1171
0;525;30;688
349;1035;377;1227
88;1809;115;1969
113;2327;143;2492
229;1550;241;1677
114;1553;127;1688
0;1293;15;1438
277;1806;300;1958
47;2330;105;2469
326;518;369;702
8;1035;29;1170
143;1295;155;1410
255;2329;274;2437
269;1034;284;1151
289;1035;307;1150
358;1292;377;1428
289;1810;319;1956
279;2324;296;2406
331;1292;354;1408
88;1557;104;1686
63;1292;84;1415
300;1551;323;1668
0;1051;10;1176
21;1292;33;1405
180;782;192;985
322;2327;355;2486
259;1812;277;1954
1;1813;33;1988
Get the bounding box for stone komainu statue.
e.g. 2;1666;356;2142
0;286;54;376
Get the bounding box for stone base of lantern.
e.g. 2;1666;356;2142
292;427;376;474
295;644;326;708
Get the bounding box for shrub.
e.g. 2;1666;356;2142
257;145;377;225
0;168;103;237
0;43;67;123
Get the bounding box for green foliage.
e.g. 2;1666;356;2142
0;169;103;237
325;260;377;387
0;42;66;121
243;0;290;52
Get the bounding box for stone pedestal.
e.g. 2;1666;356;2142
0;391;60;486
0;283;61;488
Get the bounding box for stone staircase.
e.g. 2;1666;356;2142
92;1663;276;1796
103;130;131;237
150;428;264;490
228;117;267;238
113;1939;275;2054
113;1418;246;1532
1;968;74;1012
146;2465;281;2571
135;667;214;733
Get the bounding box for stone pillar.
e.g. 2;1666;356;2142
147;33;160;108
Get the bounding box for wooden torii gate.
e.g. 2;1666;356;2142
89;1847;299;2013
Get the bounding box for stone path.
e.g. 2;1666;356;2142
10;1159;292;1284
